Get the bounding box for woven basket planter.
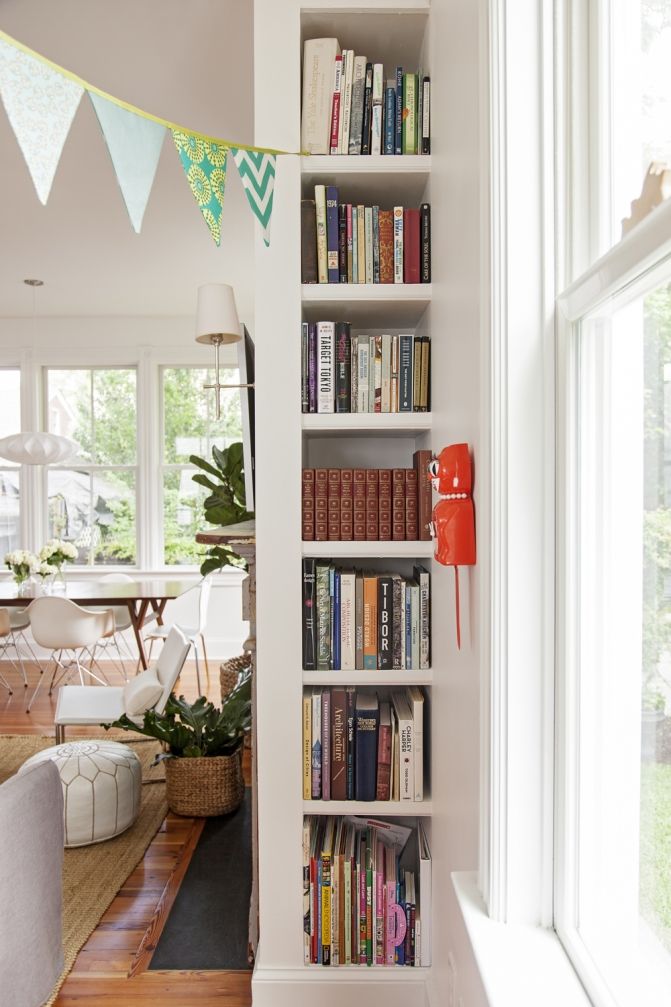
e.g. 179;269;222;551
220;652;252;703
164;748;245;817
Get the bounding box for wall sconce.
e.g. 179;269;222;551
195;283;254;419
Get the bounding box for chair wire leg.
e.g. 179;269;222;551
192;641;202;697
0;666;13;695
200;633;211;682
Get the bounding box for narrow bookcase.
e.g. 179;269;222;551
254;2;443;1004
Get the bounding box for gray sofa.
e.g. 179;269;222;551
0;760;64;1007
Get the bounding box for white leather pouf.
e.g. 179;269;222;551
20;740;142;847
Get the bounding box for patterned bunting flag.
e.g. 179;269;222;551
231;148;276;246
0;38;83;204
89;93;165;233
172;130;228;245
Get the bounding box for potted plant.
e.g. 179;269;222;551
189;441;254;576
107;670;252;816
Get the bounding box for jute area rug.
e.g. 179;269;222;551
0;733;167;1006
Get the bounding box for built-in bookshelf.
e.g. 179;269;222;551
254;2;437;1003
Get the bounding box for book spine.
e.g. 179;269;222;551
315;184;328;283
393;206;404;283
384;83;395;155
354;572;364;670
357;342;369;413
392;468;405;542
357;204;366;284
342;469;352;543
353;469;366;543
363;573;378;669
329;54;343;154
302;468;315;542
381;334;391;413
391;575;404;667
402;73;417;154
361;62;373;155
365;832;373;964
403;208;421;284
372;205;380;284
308;323;318;412
317;321;335;413
408;690;424;800
390;333;399;411
378;467;391;541
420;336;430;411
301;200;318;283
346;687;355;798
328;468;341;542
378;575;393;671
351;206;358;283
366;467;379;541
311;691;322;798
371;63;384;156
405;468;419;540
321;690;331;801
378;209;394;284
420;203;431;282
359;838;367;964
413;565;431;669
350;336;358;414
316;559;331;668
364;206;374;284
348;56;367;154
301;38;340;155
355;699;379;801
302;557;316;668
331;688;347;800
321;849;332;963
333;570;341;669
413;449;432;540
337;51;348;155
315;467;328;543
335;322;351;413
375;853;384;963
376;710;392;800
303;693;312;800
301;321;309;412
399;334;413;411
373;335;382;412
303;819;311;961
341;50;355;154
338;204;347;283
346;204;353;282
394;66;403;155
326;186;340;283
421;76;431;154
405;584;414;669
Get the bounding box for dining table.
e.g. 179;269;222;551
0;578;196;670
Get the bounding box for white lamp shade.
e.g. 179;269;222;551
195;283;241;345
0;432;79;465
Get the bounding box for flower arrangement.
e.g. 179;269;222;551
4;549;38;585
36;561;57;582
39;539;78;570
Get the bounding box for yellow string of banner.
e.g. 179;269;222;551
0;28;305;157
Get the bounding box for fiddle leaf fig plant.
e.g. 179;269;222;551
190;441;254;576
106;667;252;758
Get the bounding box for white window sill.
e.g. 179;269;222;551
452;872;591;1007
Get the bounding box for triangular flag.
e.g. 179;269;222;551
231;148;276;246
0;38;83;204
89;92;165;233
172;130;228;245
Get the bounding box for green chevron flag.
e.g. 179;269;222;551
231;148;275;246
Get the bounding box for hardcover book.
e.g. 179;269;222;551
420;203;431;282
403;208;421;283
335;322;352;412
363;572;378;669
326;186;340;283
301;200;318;283
317;321;335;413
315;184;328;283
329;53;343;154
322;690;332;801
348;55;367;154
301;38;341;154
393;206;404;283
413;449;432;540
302;558;316;668
311;689;322;798
376;702;392;800
355;693;380;801
331;688;347;800
378;209;394;284
399;334;413;411
316;561;331;670
378;575;393;671
303;693;312;799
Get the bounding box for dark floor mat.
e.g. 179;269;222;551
149;789;252;970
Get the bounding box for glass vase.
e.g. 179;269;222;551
52;566;67;592
14;576;31;597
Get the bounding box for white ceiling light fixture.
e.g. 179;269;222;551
0;431;80;466
195;283;253;419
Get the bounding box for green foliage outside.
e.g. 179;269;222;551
107;667;252;757
190;441;254;576
640;761;671;952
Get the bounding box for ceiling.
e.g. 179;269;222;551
0;0;255;321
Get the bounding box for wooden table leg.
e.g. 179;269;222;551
128;600;151;670
149;598;168;626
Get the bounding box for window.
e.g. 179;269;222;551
45;367;137;565
0;368;21;556
161;366;241;565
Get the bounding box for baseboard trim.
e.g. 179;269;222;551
252;963;429;1007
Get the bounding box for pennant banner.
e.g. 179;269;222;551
89;93;165;233
0;38;83;204
231;148;276;247
172;130;228;245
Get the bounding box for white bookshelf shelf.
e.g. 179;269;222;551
302;413;432;436
301;540;434;559
303;154;431;174
301;284;431;327
301;155;431;205
302;670;433;686
301;965;431;978
304;799;433;816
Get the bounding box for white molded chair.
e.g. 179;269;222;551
26;597;115;712
144;577;211;696
54;626;190;743
0;608;38;692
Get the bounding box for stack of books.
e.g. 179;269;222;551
302;561;431;671
303;687;426;803
303;816;432;966
301;191;430;284
301;323;430;414
301;38;430;156
302;459;433;542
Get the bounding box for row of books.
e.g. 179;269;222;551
303;816;432;967
301;193;430;284
303;687;426;803
301;463;432;543
301;323;431;415
302;561;431;671
301;37;430;157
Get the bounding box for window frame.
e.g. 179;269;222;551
0;343;242;575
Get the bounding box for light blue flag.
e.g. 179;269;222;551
89;92;165;233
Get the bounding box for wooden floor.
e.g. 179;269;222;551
0;658;253;1006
